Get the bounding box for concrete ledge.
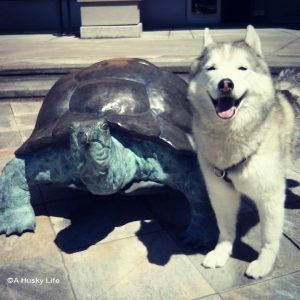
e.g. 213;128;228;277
79;1;141;26
80;23;142;38
0;76;58;99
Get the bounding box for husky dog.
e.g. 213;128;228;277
188;25;300;279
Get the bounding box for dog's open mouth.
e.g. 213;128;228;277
209;91;248;119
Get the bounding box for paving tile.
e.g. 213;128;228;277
190;29;295;56
20;129;34;142
0;34;58;42
15;114;37;131
0;256;75;300
0;147;16;173
10;101;42;117
221;272;300;300
0;206;59;265
141;30;170;40
196;294;222;300
0;102;18;133
62;231;215;300
169;30;194;40
0;147;15;161
263;38;299;55
191;29;244;40
0;131;22;149
280;29;300;37
0;102;13;115
0;29;299;70
0;116;19;132
284;199;300;248
184;211;300;293
44;190;162;252
192;28;295;39
275;39;300;56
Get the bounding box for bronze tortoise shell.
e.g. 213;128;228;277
16;58;193;155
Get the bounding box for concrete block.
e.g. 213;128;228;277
80;23;142;38
78;0;141;26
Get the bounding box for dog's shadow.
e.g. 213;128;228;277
136;196;261;266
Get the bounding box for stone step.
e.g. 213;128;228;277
0;66;189;100
0;75;59;99
0;62;298;100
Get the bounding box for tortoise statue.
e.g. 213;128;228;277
0;58;217;246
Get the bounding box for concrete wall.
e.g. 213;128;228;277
0;0;62;33
0;0;299;34
0;0;81;34
265;0;300;26
140;0;187;29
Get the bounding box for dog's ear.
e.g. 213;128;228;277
245;25;262;56
203;28;214;47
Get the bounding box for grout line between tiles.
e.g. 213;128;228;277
9;101;25;142
45;200;78;300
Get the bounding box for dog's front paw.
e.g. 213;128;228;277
202;249;230;268
245;259;274;279
245;248;277;279
202;241;232;269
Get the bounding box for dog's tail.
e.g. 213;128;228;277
277;69;300;179
276;69;300;107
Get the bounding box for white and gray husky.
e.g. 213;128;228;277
188;25;300;279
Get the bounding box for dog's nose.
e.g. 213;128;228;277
218;78;234;92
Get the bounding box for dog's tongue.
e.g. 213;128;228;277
216;98;236;119
217;107;236;119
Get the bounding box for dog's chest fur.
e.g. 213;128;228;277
192;116;264;170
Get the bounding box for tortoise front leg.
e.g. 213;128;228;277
0;157;35;235
175;166;218;248
133;144;218;248
165;157;218;248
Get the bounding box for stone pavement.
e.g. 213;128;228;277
0;28;300;99
1;28;300;72
0;100;300;299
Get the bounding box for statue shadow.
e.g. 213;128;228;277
34;185;166;254
32;183;300;266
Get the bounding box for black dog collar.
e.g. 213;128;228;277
213;157;248;184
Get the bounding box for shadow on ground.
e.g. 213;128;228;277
30;183;298;267
32;185;218;264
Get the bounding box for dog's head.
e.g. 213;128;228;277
189;26;275;124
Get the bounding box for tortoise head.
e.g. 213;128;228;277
70;120;112;163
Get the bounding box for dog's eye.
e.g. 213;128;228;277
206;66;216;71
238;66;248;71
